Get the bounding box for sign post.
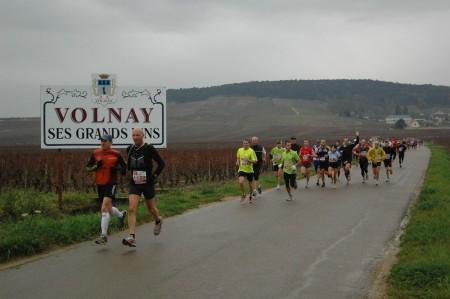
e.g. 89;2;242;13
41;74;167;209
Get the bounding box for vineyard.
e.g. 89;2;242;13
0;147;249;194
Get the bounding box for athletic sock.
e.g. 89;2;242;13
111;207;123;218
101;212;111;236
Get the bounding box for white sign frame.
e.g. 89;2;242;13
41;79;166;149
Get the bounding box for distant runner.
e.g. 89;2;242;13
86;134;127;245
251;136;266;197
334;140;342;181
353;139;371;184
290;137;301;153
270;141;285;190
315;139;331;188
328;145;341;188
398;140;407;168
281;141;299;201
122;128;165;247
340;131;359;185
382;140;394;182
313;140;321;186
299;139;314;188
391;137;398;161
368;141;386;186
237;139;258;204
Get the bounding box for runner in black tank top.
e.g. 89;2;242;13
251;136;266;196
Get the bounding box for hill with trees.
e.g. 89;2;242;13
168;79;450;118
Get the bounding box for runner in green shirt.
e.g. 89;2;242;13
281;141;299;201
236;139;258;203
270;141;285;190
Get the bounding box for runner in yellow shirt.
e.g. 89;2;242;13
236;139;258;203
367;141;386;186
281;141;300;201
270;140;285;190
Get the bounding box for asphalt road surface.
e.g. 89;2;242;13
0;147;430;299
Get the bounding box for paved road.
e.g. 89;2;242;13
0;147;430;299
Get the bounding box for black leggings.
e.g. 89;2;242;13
359;158;369;177
399;152;405;164
284;173;297;189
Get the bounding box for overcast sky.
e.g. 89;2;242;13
1;0;450;117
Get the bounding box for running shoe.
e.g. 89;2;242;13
258;185;262;194
287;193;293;201
365;173;369;180
154;218;163;236
276;184;280;190
119;210;127;228
316;181;320;186
122;236;136;247
252;190;258;197
95;234;108;245
321;182;325;188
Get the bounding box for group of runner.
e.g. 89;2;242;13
87;128;165;247
236;132;413;202
87;129;415;245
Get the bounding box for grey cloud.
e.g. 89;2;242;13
0;0;449;117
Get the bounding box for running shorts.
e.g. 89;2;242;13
342;156;352;166
283;172;297;188
301;162;312;168
329;162;339;169
383;159;392;167
97;184;117;200
238;171;254;182
372;162;382;168
253;163;262;181
319;161;329;170
129;182;156;200
314;160;320;170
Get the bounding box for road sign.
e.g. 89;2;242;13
41;74;166;148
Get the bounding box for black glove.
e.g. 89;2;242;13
96;160;103;168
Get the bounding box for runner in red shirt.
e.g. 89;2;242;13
86;134;127;245
391;137;398;161
299;139;314;188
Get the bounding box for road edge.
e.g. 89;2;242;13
366;146;431;299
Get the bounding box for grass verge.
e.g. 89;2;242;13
0;174;276;263
388;145;450;298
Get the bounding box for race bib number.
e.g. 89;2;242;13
399;147;404;152
132;171;147;185
329;157;337;162
240;158;249;165
360;151;367;157
319;157;326;161
302;155;309;161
